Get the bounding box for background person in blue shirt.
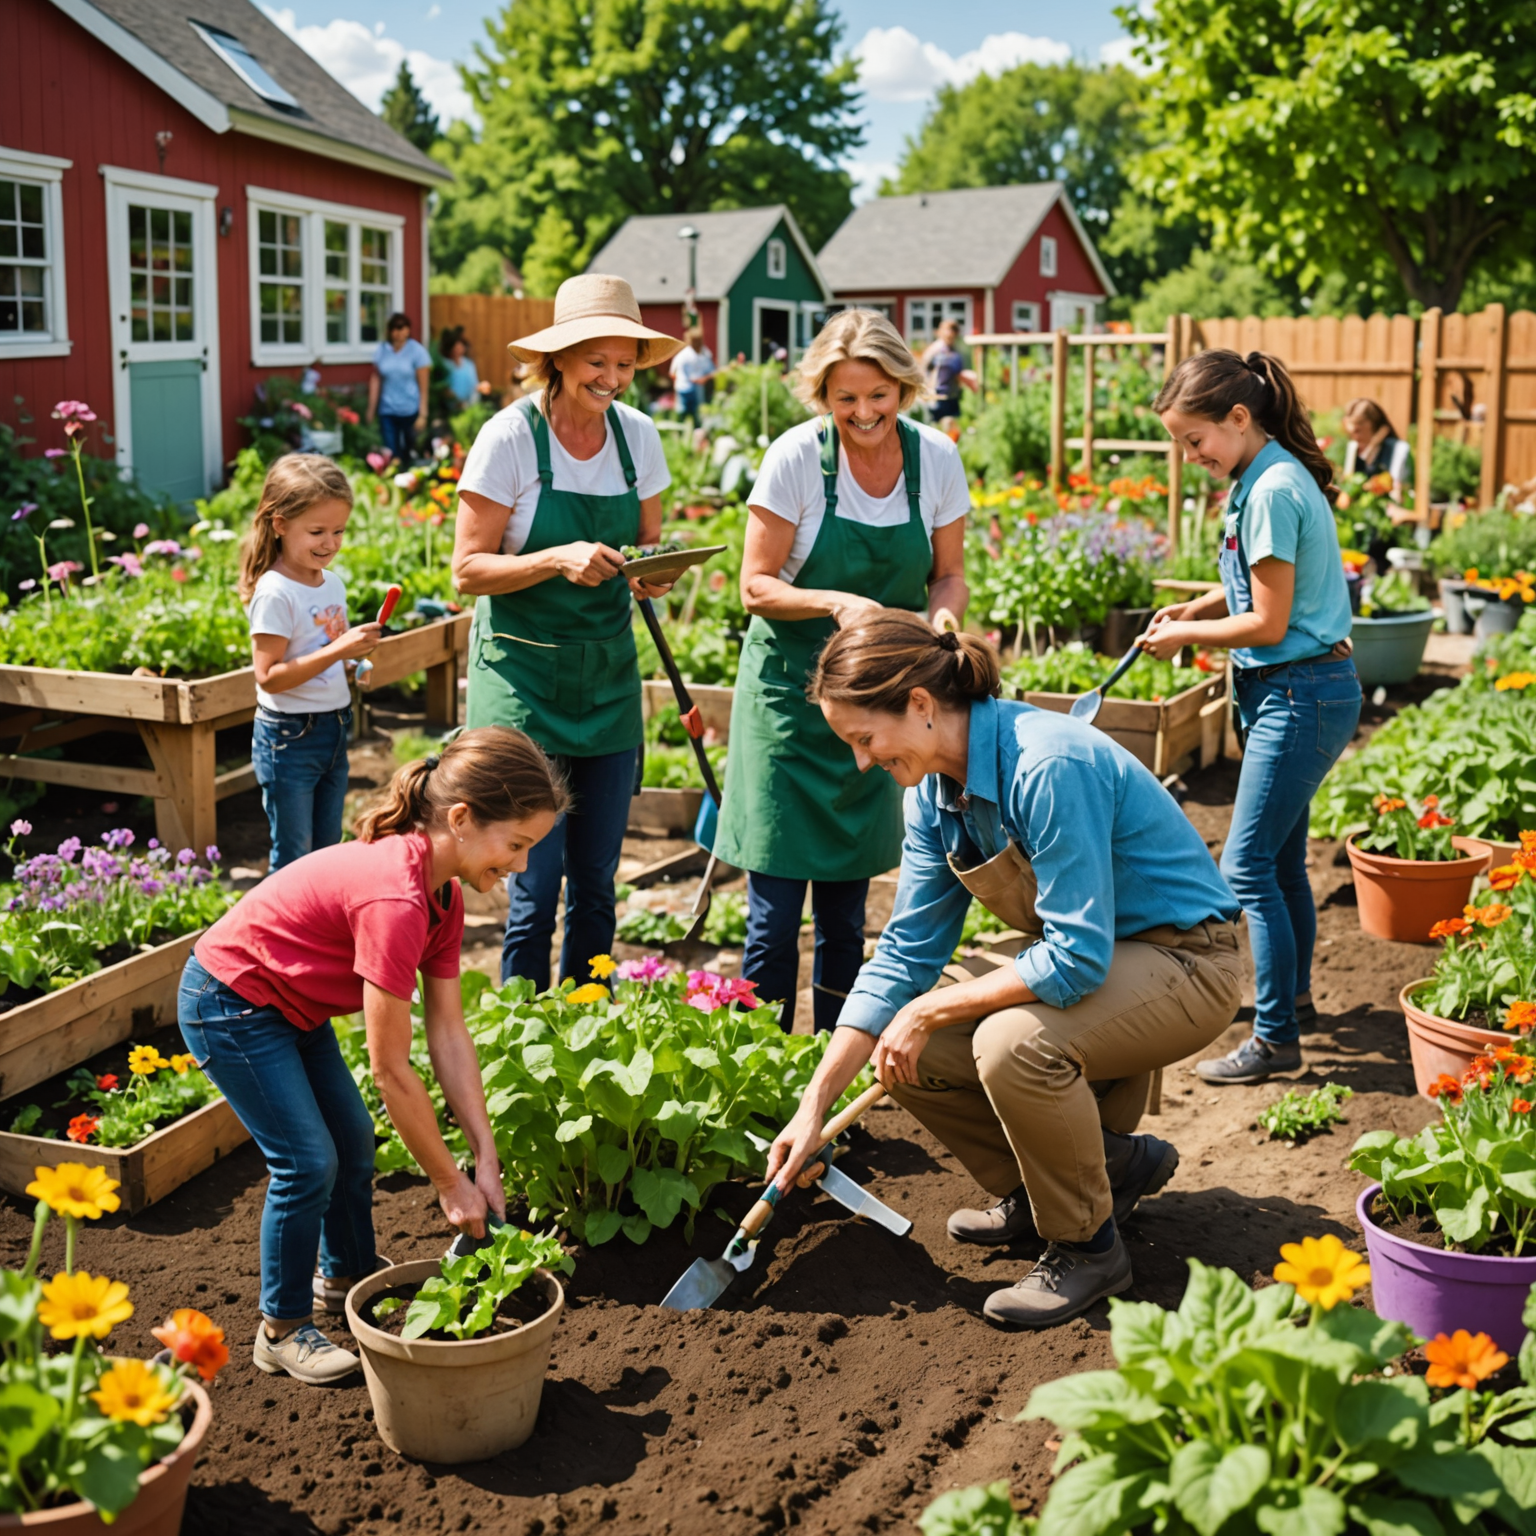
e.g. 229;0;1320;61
763;614;1243;1330
367;312;432;464
1140;349;1361;1087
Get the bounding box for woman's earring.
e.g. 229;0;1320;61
925;720;932;730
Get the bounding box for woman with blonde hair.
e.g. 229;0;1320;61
714;308;970;1032
452;274;680;987
178;727;566;1385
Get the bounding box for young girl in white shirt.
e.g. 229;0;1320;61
238;454;383;872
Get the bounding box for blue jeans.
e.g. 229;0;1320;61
502;746;639;988
379;412;417;464
177;954;378;1322
676;386;701;425
743;873;867;1033
251;706;351;873
1222;659;1361;1046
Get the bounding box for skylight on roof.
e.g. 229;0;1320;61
191;23;299;109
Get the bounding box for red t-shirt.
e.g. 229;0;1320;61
196;832;465;1030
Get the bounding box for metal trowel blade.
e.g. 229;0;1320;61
659;1255;736;1311
816;1162;913;1236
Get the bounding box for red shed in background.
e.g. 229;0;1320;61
1;0;447;503
816;183;1115;346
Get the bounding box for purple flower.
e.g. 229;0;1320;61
43;449;65;460
38;894;65;912
148;838;160;849
142;539;181;558
148;846;171;866
138;877;164;897
109;552;144;578
80;848;119;879
176;847;196;866
11;502;36;522
204;845;220;864
9;819;31;837
56;837;82;862
101;828;134;851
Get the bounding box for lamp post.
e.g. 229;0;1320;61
677;224;699;325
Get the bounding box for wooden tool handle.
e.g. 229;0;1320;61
816;1081;887;1146
738;1192;779;1239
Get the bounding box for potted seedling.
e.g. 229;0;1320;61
1346;792;1492;942
346;1222;572;1464
1352;568;1435;687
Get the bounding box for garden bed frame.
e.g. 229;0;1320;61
0;614;471;852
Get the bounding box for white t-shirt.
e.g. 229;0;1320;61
671;346;714;388
247;567;352;713
748;416;970;581
457;396;671;554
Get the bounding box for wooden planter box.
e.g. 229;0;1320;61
0;1097;250;1214
0;931;201;1103
628;786;705;836
641;680;733;739
1016;673;1227;777
0;614;471;852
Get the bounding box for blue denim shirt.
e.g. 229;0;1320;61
837;697;1240;1034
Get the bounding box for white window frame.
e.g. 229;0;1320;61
765;237;786;280
1048;292;1099;334
752;297;797;364
905;295;972;341
0;146;72;360
246;185;404;365
1011;301;1041;334
1040;235;1058;278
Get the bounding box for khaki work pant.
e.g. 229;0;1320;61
889;920;1242;1243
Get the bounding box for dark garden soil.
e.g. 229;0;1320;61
1365;1194;1532;1259
361;1278;554;1340
0;680;1465;1535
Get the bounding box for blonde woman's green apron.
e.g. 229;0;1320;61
466;398;642;757
715;417;932;882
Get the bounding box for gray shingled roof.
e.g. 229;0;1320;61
818;183;1066;291
74;0;446;182
588;207;830;303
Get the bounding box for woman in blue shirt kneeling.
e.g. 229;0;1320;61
764;614;1243;1330
1139;349;1361;1087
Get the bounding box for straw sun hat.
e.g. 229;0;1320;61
508;274;683;367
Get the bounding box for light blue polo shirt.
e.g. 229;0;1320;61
1222;439;1353;668
373;338;432;417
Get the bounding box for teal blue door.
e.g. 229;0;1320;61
129;360;205;505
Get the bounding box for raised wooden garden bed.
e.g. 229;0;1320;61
0;931;201;1102
629;787;706;836
0;1096;249;1215
641;680;733;738
0;614;471;852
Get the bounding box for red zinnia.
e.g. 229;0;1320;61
1514;1099;1532;1115
96;1074;118;1091
66;1113;100;1144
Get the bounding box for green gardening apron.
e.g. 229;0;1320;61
466;397;643;757
715;416;933;882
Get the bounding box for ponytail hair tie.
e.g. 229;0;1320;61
424;753;441;771
938;630;961;653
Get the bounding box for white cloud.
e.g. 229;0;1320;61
263;6;471;125
853;26;1071;104
1098;35;1146;72
848;160;899;204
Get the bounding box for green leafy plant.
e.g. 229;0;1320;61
1257;1082;1353;1144
399;1223;571;1341
1363;569;1431;616
1356;791;1464;862
1001;643;1220;703
701;889;749;947
53;1047;222;1151
1431;508;1536;583
615;905;691;945
919;1481;1030;1536
1415;858;1536;1027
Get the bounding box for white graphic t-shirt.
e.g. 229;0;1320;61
247;567;352;712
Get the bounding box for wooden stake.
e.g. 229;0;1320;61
1481;302;1508;507
1415;308;1441;525
1081;342;1096;478
1050;329;1068;490
1165;315;1187;554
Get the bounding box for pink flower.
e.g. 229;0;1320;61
142;539;181;557
43;449;65;459
11;502;36;521
170;566;188;583
9;820;32;836
337;407;360;425
133;522;150;539
684;970;759;1011
46;560;82;583
291;401;313;420
366;451;393;472
616;955;678;983
109;552;144;577
52;400;95;422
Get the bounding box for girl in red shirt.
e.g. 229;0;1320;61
180;725;566;1384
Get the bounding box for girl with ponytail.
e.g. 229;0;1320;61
1143;348;1362;1088
763;611;1243;1332
177;726;566;1387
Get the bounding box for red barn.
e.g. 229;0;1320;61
1;0;448;503
816;183;1114;344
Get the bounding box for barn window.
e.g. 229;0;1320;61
1011;301;1041;334
257;209;304;346
1040;236;1058;278
906;296;971;341
766;238;786;279
0;146;71;358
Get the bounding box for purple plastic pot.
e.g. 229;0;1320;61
1357;1184;1536;1354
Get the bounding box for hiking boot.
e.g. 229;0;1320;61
947;1186;1034;1246
313;1254;392;1316
253;1320;360;1385
983;1233;1133;1329
1104;1133;1180;1225
1195;1034;1302;1085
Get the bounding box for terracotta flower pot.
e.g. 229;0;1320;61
1345;834;1492;943
0;1381;212;1534
1400;980;1508;1098
346;1260;563;1464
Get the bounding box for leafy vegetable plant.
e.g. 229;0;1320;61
399;1223;571;1341
1001;643;1220;704
1257;1082;1353;1144
1355;791;1463;861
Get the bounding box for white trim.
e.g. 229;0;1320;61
245;185;405;229
0;146;72;358
46;0;230;135
103;168;222;495
775;207;833;303
1039;235;1058;278
983;287;995;334
752;297;797;364
420;190;430;340
717;294;730;359
905;294;973;339
228;109;450;188
765;237;786;280
1048;291;1100;333
1011;300;1042;333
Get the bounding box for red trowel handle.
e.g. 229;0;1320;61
377;584;403;626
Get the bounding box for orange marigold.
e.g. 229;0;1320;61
1424;1330;1508;1390
1505;1002;1536;1035
1374;794;1407;814
150;1308;229;1382
1427;1073;1464;1103
1419;809;1454;829
1478;904;1514;928
1489;865;1524;892
1514;1099;1533;1114
1429;917;1471;940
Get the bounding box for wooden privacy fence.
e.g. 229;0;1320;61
428;295;557;393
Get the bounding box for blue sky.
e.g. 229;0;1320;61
262;1;1133;197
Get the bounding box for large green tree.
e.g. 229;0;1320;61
1126;0;1536;313
432;0;861;296
380;61;440;153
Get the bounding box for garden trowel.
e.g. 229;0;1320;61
660;1082;901;1311
1070;642;1144;725
740;1130;911;1237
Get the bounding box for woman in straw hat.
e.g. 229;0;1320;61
452;274;682;986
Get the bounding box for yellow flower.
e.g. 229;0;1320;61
37;1271;133;1340
1496;672;1536;693
588;954;618;980
128;1046;168;1076
566;983;609;1005
1273;1234;1371;1310
25;1163;121;1220
168;1053;195;1075
90;1359;180;1425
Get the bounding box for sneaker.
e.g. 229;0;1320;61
1105;1134;1180;1225
1196;1034;1302;1085
312;1254;392;1316
253;1321;360;1385
1296;1000;1319;1031
982;1233;1133;1329
947;1187;1034;1246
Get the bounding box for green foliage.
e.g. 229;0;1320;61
1126;0;1536;312
1474;608;1536;691
59;1054;222;1150
1415;876;1536;1028
430;0;861;294
615;904;690;945
400;1223;570;1341
713;363;810;449
1363;570;1431;617
1001;644;1219;704
1433;437;1484;506
1356;793;1465;863
379;60;439;153
701;890;748;948
918;1481;1030;1536
634;618;741;688
1130;249;1290;335
1430;509;1536;581
1257;1083;1353;1144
